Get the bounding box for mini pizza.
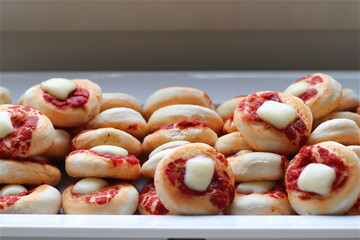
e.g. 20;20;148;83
66;145;141;180
148;104;223;135
222;114;238;134
0;184;61;214
313;111;360;130
41;129;71;160
142;141;191;178
307;119;360;146
227;151;288;183
143;86;214;119
100;93;142;113
71;128;142;157
214;132;254;157
216;96;246;121
0;87;11;104
62;178;139;214
224;181;295;215
333;88;359;112
283;73;342;120
21;78;102;127
285;141;360;215
0;105;55;159
138;181;174;215
142;120;218;156
79;107;148;140
154;143;235;215
233;91;313;155
0;159;61;186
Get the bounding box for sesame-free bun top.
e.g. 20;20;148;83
143;86;214;119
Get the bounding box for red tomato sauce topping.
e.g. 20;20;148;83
43;88;89;108
0;191;27;209
0;107;39;159
158;120;209;131
165;158;234;209
71;182;120;205
68;150;140;166
139;182;169;215
286;145;348;199
238;92;308;143
127;124;138;130
294;74;324;102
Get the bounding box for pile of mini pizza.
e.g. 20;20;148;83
0;73;359;215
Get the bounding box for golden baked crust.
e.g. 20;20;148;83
0;105;55;159
313;111;360;129
333;88;359;112
21;79;102;127
101;93;142;113
41;129;71;160
148;104;223;135
227;151;288;183
65;150;141;180
0;159;61;186
285;141;360;215
233;91;313;155
308;119;360;146
71;128;142;156
224;184;295;215
216;96;245;121
222;115;238;134
79;107;148;140
61;181;138;214
142;120;218;156
215;132;254;157
345;196;359;215
0;184;61;214
143;86;214;119
0;87;11;104
154;143;235;215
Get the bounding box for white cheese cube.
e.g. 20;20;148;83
236;181;276;194
0;111;14;138
90;145;128;156
297;163;336;195
0;184;27;197
184;155;215;191
256;100;296;129
284;82;310;96
72;177;108;194
40;78;77;100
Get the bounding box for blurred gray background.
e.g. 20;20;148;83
1;0;359;71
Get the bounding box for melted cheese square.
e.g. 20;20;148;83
256;100;296;129
184;155;215;191
0;111;14;138
72;177;108;194
297;163;336;195
284;82;310;97
0;184;27;197
40;78;77;100
90;145;128;156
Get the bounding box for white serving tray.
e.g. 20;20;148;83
1;71;359;240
